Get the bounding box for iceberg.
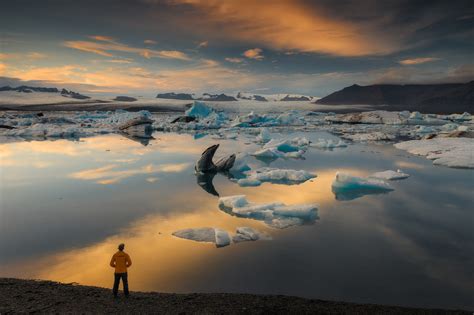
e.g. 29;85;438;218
185;101;213;118
172;227;231;248
331;172;394;201
311;138;347;149
256;128;271;143
237;167;316;187
218;195;319;229
232;227;272;243
369;170;410;180
394;138;474;169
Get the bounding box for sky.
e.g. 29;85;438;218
0;0;473;96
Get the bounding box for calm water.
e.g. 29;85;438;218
1;130;473;310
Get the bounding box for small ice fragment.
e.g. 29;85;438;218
214;228;231;248
256;128;271;143
369;170;410;180
232;227;272;243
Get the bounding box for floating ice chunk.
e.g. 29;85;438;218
237;167;316;187
214;228;231;248
394;138;474;168
185;101;213;118
218;195;318;229
342;132;396;142
172;227;230;248
325;111;406;125
311;138;347;149
232;227;272;243
369;170;410;180
172;227;216;243
410;111;423;120
331;172;393;201
414;125;436;135
252;147;305;159
256;128;271;143
276;111;304;125
441;123;459;132
263;139;299;152
229;153;251;173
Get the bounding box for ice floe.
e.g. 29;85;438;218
172;227;231;248
394;138;474;169
369;170;410;180
218;195;319;229
237;167;316;187
331;172;393;201
311;138;347;149
232;227;272;243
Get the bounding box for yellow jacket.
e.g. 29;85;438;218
110;251;132;273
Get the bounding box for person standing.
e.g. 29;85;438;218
110;243;132;298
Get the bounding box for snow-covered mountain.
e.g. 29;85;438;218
155;91;318;102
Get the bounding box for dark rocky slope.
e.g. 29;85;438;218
316;82;473;113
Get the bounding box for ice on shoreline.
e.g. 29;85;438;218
218;195;319;229
394;138;474;169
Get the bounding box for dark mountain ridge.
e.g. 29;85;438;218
316;82;473;113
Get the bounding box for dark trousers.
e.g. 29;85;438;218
113;272;129;296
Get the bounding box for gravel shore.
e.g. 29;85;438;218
0;278;469;314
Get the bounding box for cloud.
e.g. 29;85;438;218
165;0;401;56
399;57;441;65
88;35;115;42
64;37;191;61
0;63;6;74
243;48;264;60
225;57;244;63
69;163;191;184
105;59;133;64
27;52;47;59
197;40;208;48
144;39;158;45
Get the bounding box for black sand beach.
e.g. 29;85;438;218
0;278;469;314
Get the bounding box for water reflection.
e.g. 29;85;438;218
1;131;473;310
332;186;393;201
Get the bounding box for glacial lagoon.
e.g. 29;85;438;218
0;130;473;310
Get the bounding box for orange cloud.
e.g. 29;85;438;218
0;63;6;74
88;35;115;42
64;38;191;61
225;57;243;63
168;0;399;56
399;57;441;65
243;48;264;60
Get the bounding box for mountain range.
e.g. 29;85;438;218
316;82;473;113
